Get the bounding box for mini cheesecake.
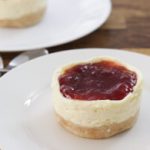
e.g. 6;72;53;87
0;0;47;28
52;57;143;139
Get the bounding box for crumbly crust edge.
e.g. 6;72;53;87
56;111;138;139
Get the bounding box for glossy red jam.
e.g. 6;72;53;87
59;60;137;101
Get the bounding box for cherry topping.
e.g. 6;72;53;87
59;60;137;101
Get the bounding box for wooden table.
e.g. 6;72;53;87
0;0;150;66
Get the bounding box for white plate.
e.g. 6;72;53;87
0;49;150;150
0;0;111;52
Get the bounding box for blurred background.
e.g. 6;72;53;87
0;0;150;66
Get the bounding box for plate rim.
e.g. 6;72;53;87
1;48;149;80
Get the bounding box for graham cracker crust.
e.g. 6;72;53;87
56;112;138;139
0;7;46;28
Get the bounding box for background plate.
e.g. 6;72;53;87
0;0;111;51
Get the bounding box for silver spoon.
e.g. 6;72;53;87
0;56;4;76
0;56;3;69
0;49;49;75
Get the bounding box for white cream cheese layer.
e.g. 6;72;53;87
0;0;46;19
52;57;143;128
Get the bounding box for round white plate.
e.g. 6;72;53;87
0;49;150;150
0;0;111;52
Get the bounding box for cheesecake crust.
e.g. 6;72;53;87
0;7;46;28
56;112;138;139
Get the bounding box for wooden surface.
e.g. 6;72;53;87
0;0;150;66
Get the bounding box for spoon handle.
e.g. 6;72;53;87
0;68;9;76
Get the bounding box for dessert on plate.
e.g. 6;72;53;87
52;57;143;139
0;0;47;28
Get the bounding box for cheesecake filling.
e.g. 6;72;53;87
59;60;137;101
